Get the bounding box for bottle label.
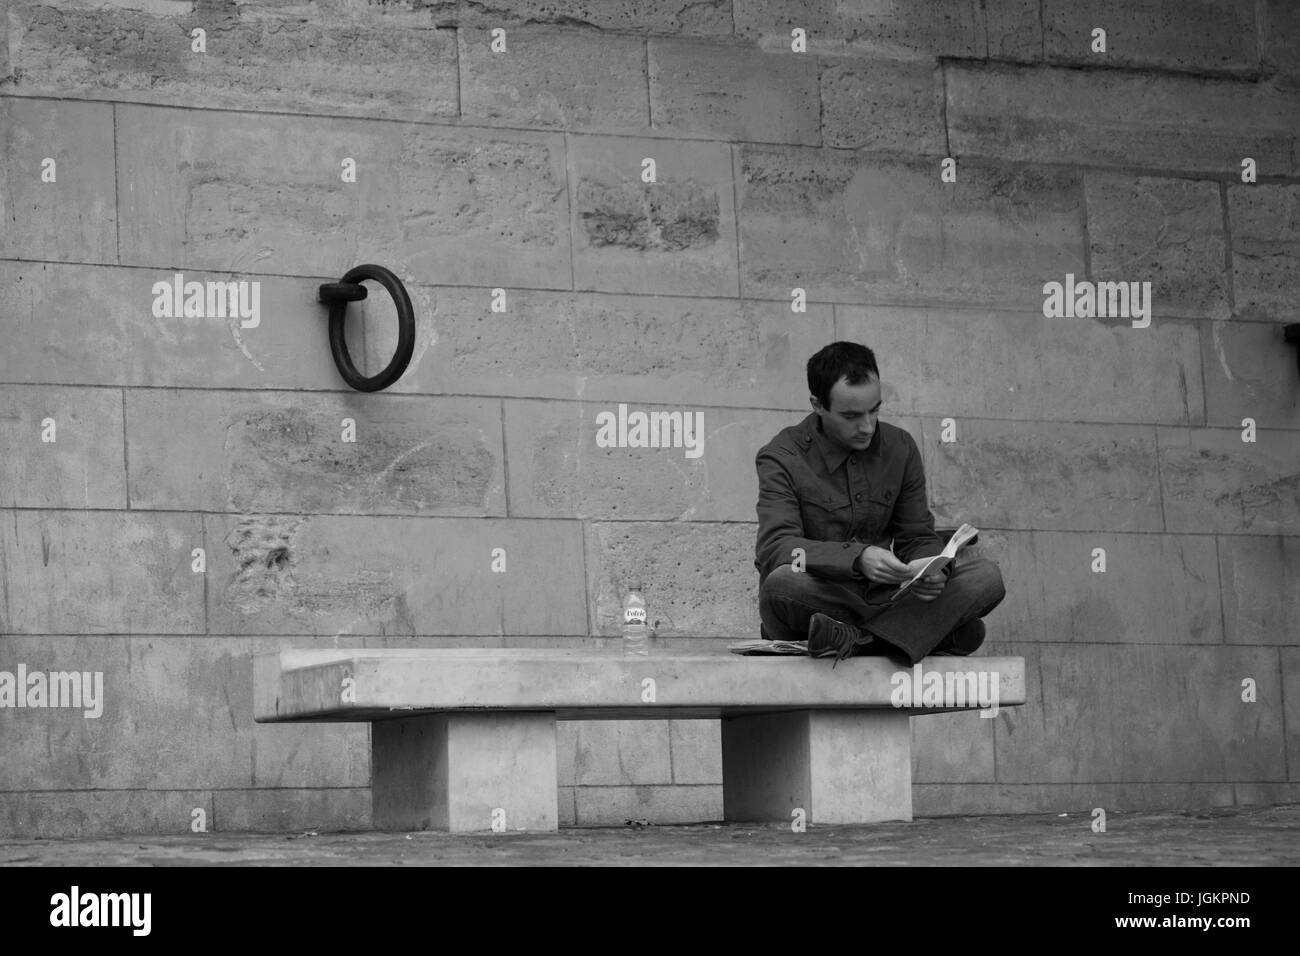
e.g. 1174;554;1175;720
624;608;647;625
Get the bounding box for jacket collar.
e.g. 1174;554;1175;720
798;412;880;474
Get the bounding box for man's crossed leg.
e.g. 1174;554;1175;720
758;550;1006;665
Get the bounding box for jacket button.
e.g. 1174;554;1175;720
855;492;863;501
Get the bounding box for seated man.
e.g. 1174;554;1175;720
755;341;1006;665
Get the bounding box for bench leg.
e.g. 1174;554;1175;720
371;712;559;833
721;710;912;824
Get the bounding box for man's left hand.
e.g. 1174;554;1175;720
907;561;948;602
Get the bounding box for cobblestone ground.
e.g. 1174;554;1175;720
2;804;1297;866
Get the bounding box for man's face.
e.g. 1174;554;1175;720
812;375;881;451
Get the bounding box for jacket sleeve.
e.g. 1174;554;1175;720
754;447;866;582
889;430;949;575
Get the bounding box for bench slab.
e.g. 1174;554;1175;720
254;649;1025;831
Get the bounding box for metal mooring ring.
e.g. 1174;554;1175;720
318;264;415;392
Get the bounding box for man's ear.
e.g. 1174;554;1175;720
809;395;823;413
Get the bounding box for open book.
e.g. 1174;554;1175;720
888;523;980;601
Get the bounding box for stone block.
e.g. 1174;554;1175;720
1229;184;1300;322
0;513;204;634
503;399;795;520
1201;320;1300;428
206;514;588;636
568;134;738;297
838;305;1204;424
0;386;126;508
1218;535;1300;645
461;26;647;132
1157;425;1300;535
1085;173;1230;319
5;0;458;120
1041;0;1259;75
115;106;571;288
946;63;1299;174
993;643;1286;783
820;57;945;152
925;419;1163;532
738;146;1085;306
125;389;505;515
0;97;116;262
649;39;819;145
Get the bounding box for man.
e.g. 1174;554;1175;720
755;341;1005;665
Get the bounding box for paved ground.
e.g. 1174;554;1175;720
2;804;1297;866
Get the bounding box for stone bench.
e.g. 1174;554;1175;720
254;648;1025;832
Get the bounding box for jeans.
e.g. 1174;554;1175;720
758;550;1007;665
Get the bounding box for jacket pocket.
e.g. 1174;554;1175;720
800;496;854;540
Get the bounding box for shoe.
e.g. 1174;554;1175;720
807;612;872;668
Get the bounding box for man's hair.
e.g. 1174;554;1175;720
807;341;879;410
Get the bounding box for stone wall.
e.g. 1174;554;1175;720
1;0;1297;836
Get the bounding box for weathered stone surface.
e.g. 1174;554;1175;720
734;0;984;60
574;784;722;824
206;514;587;636
819;57;945;152
670;718;720;784
0;386;126;508
1201;320;1300;428
649;40;819;145
993;642;1285;783
0;98;116;263
504;400;802;520
585;522;760;638
236;0;733;35
5;1;458;120
115;106;571;287
1228;184;1300;323
1041;0;1259;75
0;636;371;795
568;134;738;297
984;0;1043;62
912;710;995;784
1085;174;1230;319
925;420;1163;532
1007;531;1223;644
0;512;204;634
0;790;215;840
1157;426;1300;535
838;305;1204;424
1260;0;1300;90
947;63;1299;174
125;389;506;515
384;286;831;409
738;147;1084;306
0;263;371;390
211;788;371;833
1218;536;1300;645
570;721;672;785
461;26;648;132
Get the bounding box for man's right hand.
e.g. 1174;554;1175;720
857;545;914;584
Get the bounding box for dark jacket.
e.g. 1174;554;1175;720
754;413;947;584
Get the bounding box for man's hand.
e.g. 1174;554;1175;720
857;545;914;584
906;558;947;602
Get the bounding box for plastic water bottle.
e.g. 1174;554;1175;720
622;585;649;656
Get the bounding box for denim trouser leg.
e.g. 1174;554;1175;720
758;550;1006;665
